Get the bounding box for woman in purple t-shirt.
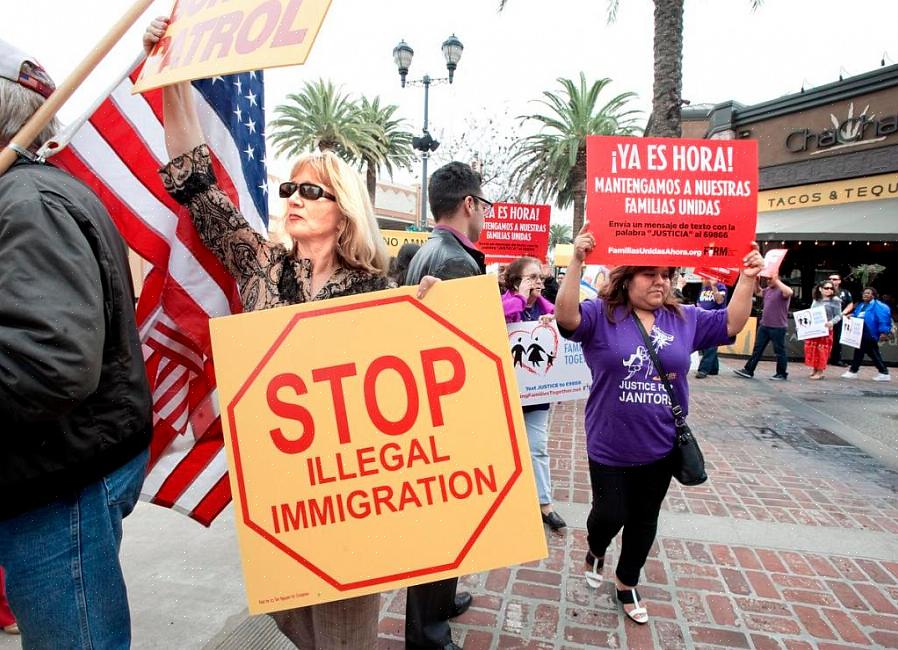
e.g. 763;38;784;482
555;224;763;625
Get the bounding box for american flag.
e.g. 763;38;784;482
47;63;268;526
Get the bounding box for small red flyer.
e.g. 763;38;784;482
694;266;741;285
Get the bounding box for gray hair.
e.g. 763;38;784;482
0;77;59;151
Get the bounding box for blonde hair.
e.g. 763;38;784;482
288;151;389;275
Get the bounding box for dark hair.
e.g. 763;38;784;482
864;286;879;299
812;281;828;302
502;256;541;293
388;242;421;285
599;266;682;322
428;161;482;220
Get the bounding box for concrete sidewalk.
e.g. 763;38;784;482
2;360;897;649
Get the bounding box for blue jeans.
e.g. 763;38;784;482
524;408;552;505
0;448;148;650
743;324;788;377
697;347;720;375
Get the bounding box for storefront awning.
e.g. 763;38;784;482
756;198;898;241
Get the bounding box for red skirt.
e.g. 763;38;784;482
804;331;833;369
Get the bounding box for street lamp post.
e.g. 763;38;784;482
393;35;464;230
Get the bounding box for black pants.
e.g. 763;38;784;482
743;325;788;377
405;578;457;648
849;336;888;374
586;454;674;587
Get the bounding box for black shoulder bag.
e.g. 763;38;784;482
631;313;708;486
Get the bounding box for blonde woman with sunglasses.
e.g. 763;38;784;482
143;17;416;650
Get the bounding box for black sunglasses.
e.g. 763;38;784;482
279;181;337;202
471;195;493;210
822;286;834;290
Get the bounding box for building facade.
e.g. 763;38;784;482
683;65;898;364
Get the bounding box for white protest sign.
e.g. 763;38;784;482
840;316;863;349
507;321;592;406
794;307;829;341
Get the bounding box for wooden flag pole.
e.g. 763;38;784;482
0;0;157;175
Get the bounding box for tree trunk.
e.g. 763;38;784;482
571;147;587;235
649;0;684;138
366;161;377;207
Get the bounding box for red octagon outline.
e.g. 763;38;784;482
226;294;522;591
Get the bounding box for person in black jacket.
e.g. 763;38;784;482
403;161;490;649
0;39;152;649
404;162;488;286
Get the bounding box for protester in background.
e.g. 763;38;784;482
1;38;152;648
694;278;727;378
388;242;421;286
502;257;566;532
403;159;487;650
804;281;842;380
555;223;764;625
733;274;793;380
146;16;427;648
841;287;892;382
0;567;17;635
829;273;854;367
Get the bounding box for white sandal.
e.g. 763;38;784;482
584;551;604;588
617;588;648;624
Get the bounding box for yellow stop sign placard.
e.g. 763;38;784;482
210;275;547;613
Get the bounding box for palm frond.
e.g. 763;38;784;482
508;72;640;223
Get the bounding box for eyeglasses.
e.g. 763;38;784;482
471;195;493;211
279;181;337;202
523;273;544;282
822;286;834;290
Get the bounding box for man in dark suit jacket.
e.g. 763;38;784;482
404;161;490;649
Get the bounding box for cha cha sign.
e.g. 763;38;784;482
785;102;898;154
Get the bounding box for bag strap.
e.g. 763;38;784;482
631;312;686;426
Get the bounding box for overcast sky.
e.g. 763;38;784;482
5;0;898;222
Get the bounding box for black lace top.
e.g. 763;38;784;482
159;145;392;310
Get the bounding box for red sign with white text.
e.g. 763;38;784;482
586;136;758;266
479;202;551;265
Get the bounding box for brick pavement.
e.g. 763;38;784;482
375;361;898;649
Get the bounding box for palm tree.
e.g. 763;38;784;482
268;79;378;160
354;96;415;206
549;223;573;249
498;0;762;137
510;73;641;233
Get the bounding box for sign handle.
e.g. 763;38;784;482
0;0;157;176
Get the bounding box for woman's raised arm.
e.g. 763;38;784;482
143;17;205;159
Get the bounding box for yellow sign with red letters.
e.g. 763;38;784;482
209;276;547;613
134;0;332;92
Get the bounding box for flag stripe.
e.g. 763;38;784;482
189;474;232;527
175;448;228;513
152;420;224;507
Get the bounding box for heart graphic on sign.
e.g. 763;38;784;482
508;324;559;376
